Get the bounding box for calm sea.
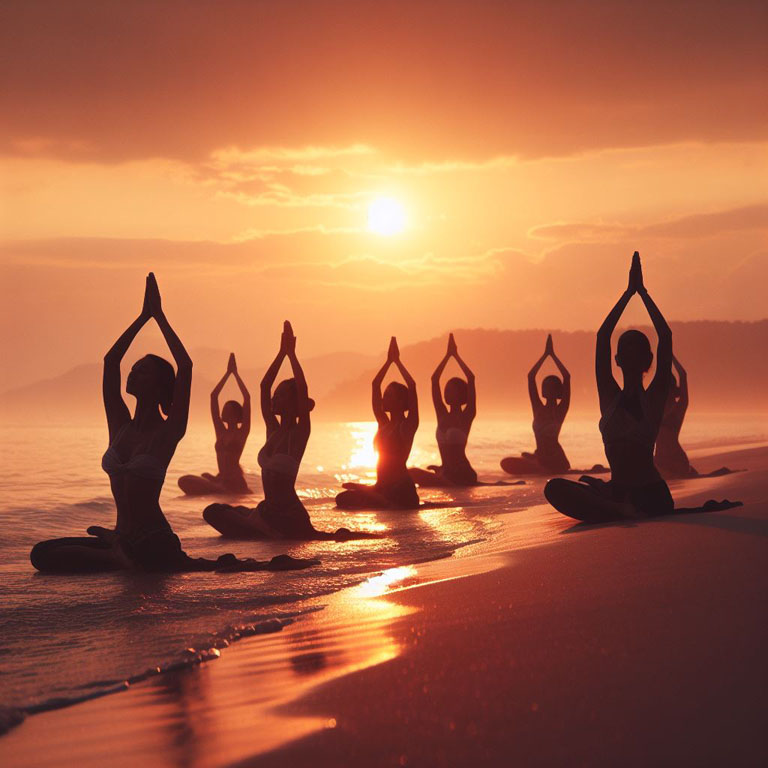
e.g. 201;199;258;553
0;415;763;716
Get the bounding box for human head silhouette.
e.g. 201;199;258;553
221;400;243;427
541;375;564;401
615;330;653;378
272;378;315;418
126;354;175;415
444;377;468;407
382;381;409;414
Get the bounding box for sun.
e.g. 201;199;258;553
367;197;406;236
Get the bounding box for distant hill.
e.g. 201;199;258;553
1;322;766;424
0;348;378;424
321;320;768;419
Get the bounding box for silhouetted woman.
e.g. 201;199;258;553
409;333;478;486
30;275;314;572
204;323;378;539
336;337;420;509
543;253;675;521
501;334;571;475
178;353;252;495
653;358;736;479
654;355;697;477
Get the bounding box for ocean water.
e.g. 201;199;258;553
0;415;763;718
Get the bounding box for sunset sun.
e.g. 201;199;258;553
367;196;406;236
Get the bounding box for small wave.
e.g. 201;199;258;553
11;610;317;724
71;498;114;511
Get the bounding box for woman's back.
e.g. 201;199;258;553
599;390;662;487
375;419;414;481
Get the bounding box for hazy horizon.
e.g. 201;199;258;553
4;320;766;423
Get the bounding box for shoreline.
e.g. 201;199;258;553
1;443;765;767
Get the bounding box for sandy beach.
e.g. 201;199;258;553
1;443;766;768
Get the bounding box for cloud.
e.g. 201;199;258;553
643;205;768;238
0;232;504;288
194;144;382;209
529;205;768;243
1;1;766;164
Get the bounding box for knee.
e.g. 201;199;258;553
202;503;223;522
335;491;357;510
544;478;567;505
30;540;52;571
178;475;204;494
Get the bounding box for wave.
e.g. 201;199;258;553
0;607;326;736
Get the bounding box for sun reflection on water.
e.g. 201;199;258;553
345;421;379;468
355;565;418;598
335;421;379;483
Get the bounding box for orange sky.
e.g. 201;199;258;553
1;0;767;390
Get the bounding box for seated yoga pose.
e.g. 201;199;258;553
204;323;379;540
653;356;736;479
654;355;696;478
544;253;739;523
30;275;315;573
336;337;420;510
408;333;478;487
501;334;571;475
178;353;252;495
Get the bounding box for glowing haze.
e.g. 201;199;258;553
1;0;766;390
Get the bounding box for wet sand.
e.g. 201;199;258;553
2;445;766;768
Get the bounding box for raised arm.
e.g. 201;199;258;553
210;361;231;436
635;257;672;395
549;336;571;414
392;341;419;431
527;335;550;410
282;322;311;437
229;354;251;439
596;256;638;407
372;338;395;423
103;291;150;439
431;339;452;419
451;336;476;420
672;356;688;413
261;337;285;435
147;273;192;441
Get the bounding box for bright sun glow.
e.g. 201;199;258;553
367;197;406;236
346;422;379;469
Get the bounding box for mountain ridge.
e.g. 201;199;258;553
2;321;765;423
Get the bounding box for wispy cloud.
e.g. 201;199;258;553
529;205;768;243
193;144;382;209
